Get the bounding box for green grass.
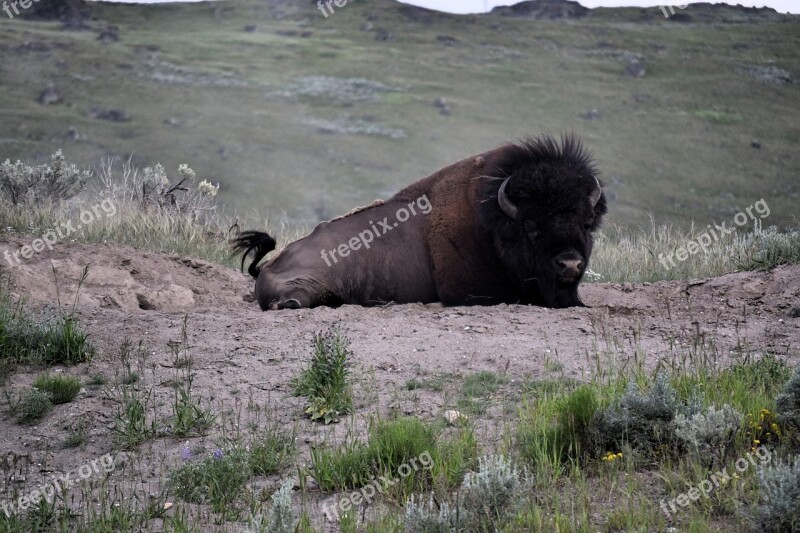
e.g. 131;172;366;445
0;283;94;369
33;373;82;404
692;108;745;124
310;416;477;500
405;374;449;392
9;388;53;424
169;447;252;516
457;371;503;415
170;365;216;438
107;377;159;449
248;424;297;476
62;418;88;448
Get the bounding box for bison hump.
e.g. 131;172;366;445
328;199;386;223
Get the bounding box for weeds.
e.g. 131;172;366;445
107;378;159;448
11;388;52;424
0;281;93;369
169;447;251;516
776;365;800;450
310;416;475;501
170;365;215;437
405;455;532;533
457;371;501;416
33;373;82;404
248;424;296;476
756;455;800;533
293;326;353;424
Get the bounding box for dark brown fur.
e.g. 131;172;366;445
233;135;607;310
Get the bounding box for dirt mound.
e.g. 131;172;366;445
2;237;798;372
1;237;245;313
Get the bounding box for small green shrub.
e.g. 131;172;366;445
249;426;296;476
33;373;82;404
86;372;109;387
311;417;436;493
292;326;353;424
593;373;679;453
405;454;531;533
170;366;215;437
776;365;800;449
63;418;88;448
0;150;90;206
16;388;53;424
0;295;94;368
459;455;532;530
674;404;742;467
245;479;296;533
517;385;598;467
739;226;800;271
756;456;800;533
107;380;159;448
404;493;461;532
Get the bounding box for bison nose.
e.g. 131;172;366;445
555;256;584;277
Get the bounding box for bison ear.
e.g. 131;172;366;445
497;177;519;220
589;176;602;208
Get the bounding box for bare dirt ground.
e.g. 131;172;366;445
1;237;799;529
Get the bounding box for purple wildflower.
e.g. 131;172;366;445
213;448;224;460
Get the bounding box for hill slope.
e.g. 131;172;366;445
0;0;797;229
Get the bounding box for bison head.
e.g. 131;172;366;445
487;135;607;308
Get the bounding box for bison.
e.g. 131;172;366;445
233;134;607;310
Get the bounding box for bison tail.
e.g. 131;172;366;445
231;230;277;279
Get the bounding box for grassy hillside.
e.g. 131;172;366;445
0;0;797;230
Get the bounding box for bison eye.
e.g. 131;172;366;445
584;222;593;230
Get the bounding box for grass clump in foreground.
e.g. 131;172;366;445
457;371;502;416
504;355;799;532
756;456;800;533
405;454;532;533
0;280;94;370
33;373;82;404
170;421;297;517
310;416;477;501
293;326;354;424
10;388;53;424
169;447;252;516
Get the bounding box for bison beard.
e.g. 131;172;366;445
233;134;607;310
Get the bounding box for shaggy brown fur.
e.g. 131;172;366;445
233;135;606;309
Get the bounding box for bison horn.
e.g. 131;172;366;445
589;176;602;208
497;177;518;220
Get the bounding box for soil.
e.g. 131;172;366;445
1;237;798;529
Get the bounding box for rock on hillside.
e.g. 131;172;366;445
491;0;589;20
